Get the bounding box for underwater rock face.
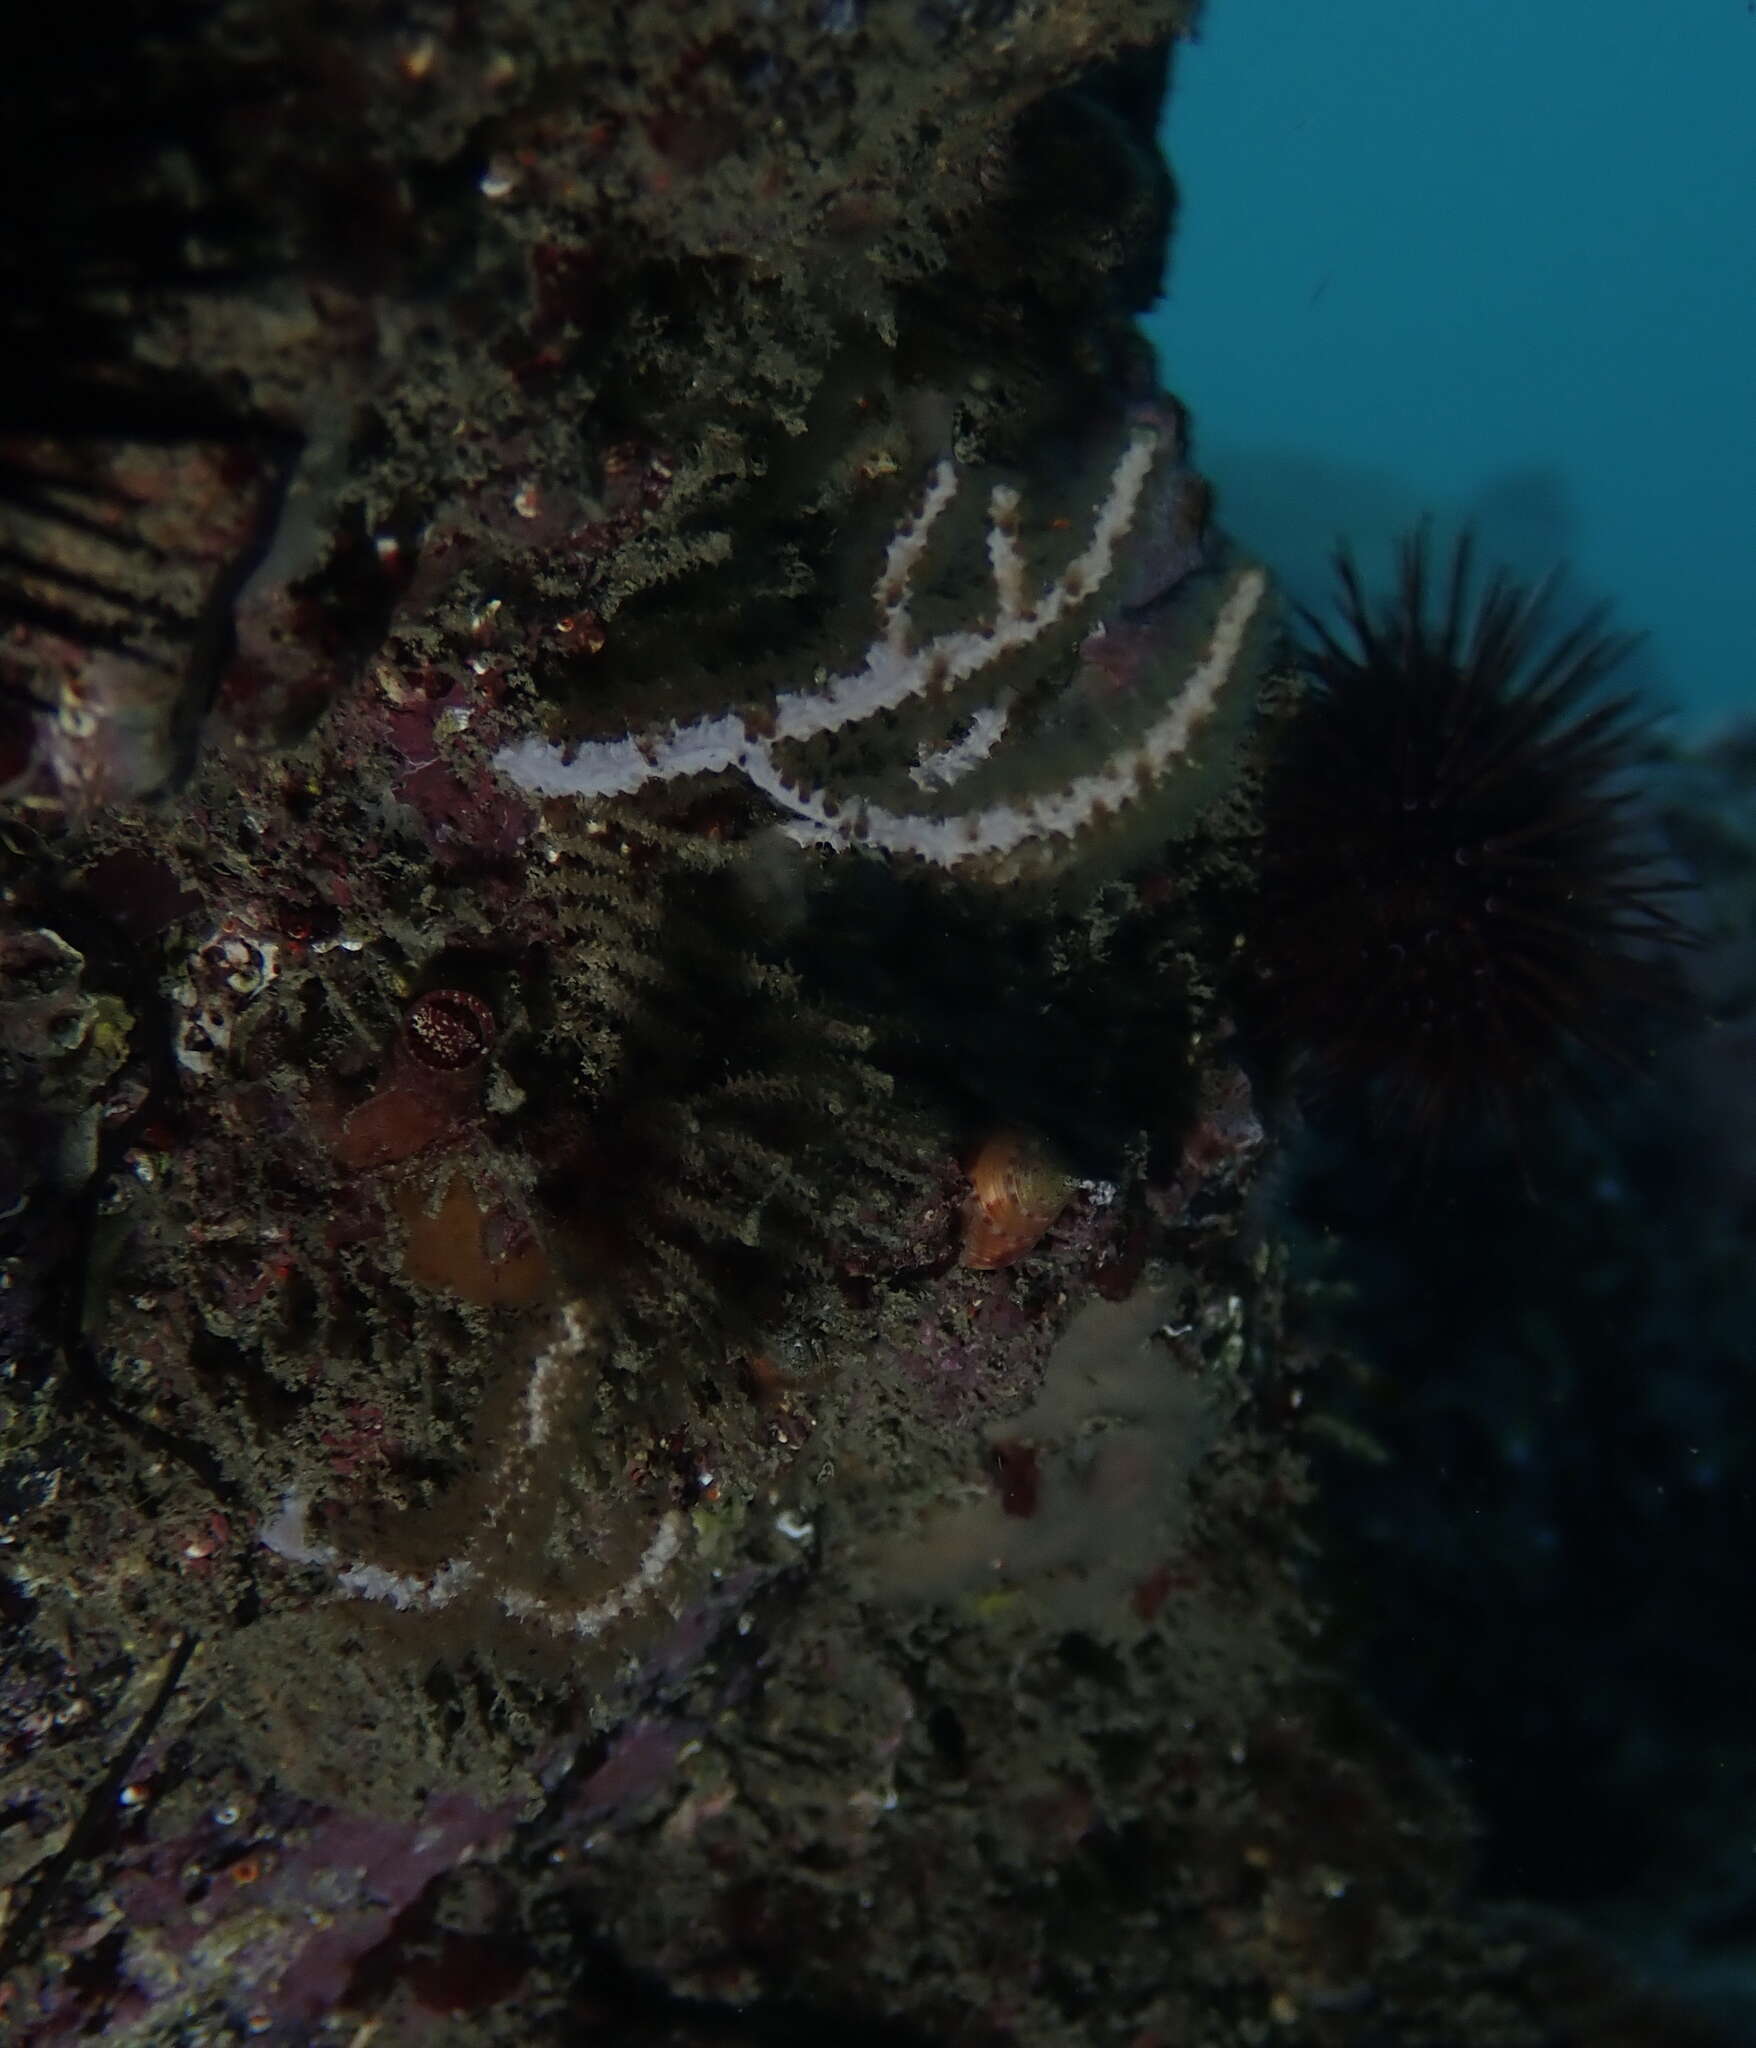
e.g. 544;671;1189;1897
0;5;1733;2045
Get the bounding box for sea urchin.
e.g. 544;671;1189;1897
1253;531;1686;1142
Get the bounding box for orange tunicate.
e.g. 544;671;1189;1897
958;1131;1075;1270
332;1082;458;1171
395;1174;552;1307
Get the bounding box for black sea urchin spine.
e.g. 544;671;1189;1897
1253;530;1688;1143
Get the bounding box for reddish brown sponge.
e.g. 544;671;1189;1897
1253;531;1688;1141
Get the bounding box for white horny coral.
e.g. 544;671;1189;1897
494;418;1270;881
260;1301;692;1641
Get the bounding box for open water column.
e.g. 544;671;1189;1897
1153;0;1756;731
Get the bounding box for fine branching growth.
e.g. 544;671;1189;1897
254;820;929;1643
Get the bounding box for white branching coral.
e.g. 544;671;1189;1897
494;419;1271;880
261;1302;690;1641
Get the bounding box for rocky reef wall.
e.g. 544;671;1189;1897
0;4;1736;2044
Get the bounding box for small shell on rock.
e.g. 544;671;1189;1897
959;1130;1074;1270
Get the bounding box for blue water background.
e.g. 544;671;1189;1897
1149;1;1756;732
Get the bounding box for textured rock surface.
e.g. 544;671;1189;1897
0;3;1738;2043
